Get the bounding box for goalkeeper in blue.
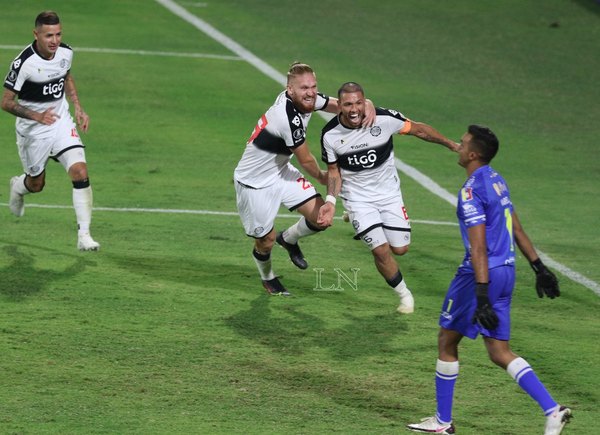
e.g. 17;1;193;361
407;125;570;435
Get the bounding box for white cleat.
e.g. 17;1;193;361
78;233;100;251
9;176;25;217
397;289;415;314
544;406;572;435
407;415;455;434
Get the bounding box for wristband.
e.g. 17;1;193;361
325;195;337;205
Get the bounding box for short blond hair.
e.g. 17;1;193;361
287;62;315;84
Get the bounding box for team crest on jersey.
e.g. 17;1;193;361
461;187;473;202
6;71;17;83
60;59;69;69
253;226;264;236
369;126;381;137
352;220;360;230
292;128;304;140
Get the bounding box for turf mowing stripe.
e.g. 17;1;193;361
0;44;242;61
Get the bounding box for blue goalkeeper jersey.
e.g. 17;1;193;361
457;165;515;271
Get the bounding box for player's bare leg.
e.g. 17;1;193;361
372;243;414;313
277;196;326;269
254;230;290;296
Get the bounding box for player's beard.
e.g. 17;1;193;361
294;96;315;114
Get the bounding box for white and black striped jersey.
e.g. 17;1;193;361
3;41;73;139
321;107;411;203
234;90;329;189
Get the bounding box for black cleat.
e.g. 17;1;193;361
276;232;308;269
262;277;292;296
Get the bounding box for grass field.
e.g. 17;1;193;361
1;1;599;434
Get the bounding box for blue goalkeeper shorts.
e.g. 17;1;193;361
439;265;515;340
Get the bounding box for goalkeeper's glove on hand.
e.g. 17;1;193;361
530;259;560;299
472;283;499;330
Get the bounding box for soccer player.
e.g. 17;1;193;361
318;82;459;313
406;125;570;434
2;11;99;251
234;64;375;295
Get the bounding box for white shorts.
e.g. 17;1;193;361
235;164;321;238
344;194;411;250
16;113;85;176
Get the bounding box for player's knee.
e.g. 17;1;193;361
391;245;409;256
486;346;514;369
68;162;88;180
256;232;275;252
371;244;392;264
27;175;45;192
488;352;507;368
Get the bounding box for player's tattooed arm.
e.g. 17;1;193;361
1;89;35;119
327;168;341;197
65;73;89;132
2;89;59;125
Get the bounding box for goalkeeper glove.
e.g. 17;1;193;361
472;283;499;330
530;259;560;299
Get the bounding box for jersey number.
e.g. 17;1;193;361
247;114;268;144
297;177;313;190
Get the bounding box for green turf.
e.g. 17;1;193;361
1;0;598;433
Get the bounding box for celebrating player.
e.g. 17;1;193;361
2;11;99;251
234;64;375;295
318;82;458;313
406;125;570;434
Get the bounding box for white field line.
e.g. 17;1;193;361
0;44;242;61
155;0;600;296
0;203;457;226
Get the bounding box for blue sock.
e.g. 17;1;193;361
435;359;458;424
507;357;558;415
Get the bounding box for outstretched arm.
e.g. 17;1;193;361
513;211;560;298
407;121;459;152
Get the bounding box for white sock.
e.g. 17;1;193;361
12;174;30;195
73;186;93;234
283;217;316;244
393;279;411;298
253;250;275;281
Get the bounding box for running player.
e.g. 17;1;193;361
318;82;458;312
406;125;570;435
2;11;99;251
234;63;375;295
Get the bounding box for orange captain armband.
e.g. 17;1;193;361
399;119;412;134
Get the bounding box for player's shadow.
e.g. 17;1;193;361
225;292;409;360
0;244;93;300
104;252;257;289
